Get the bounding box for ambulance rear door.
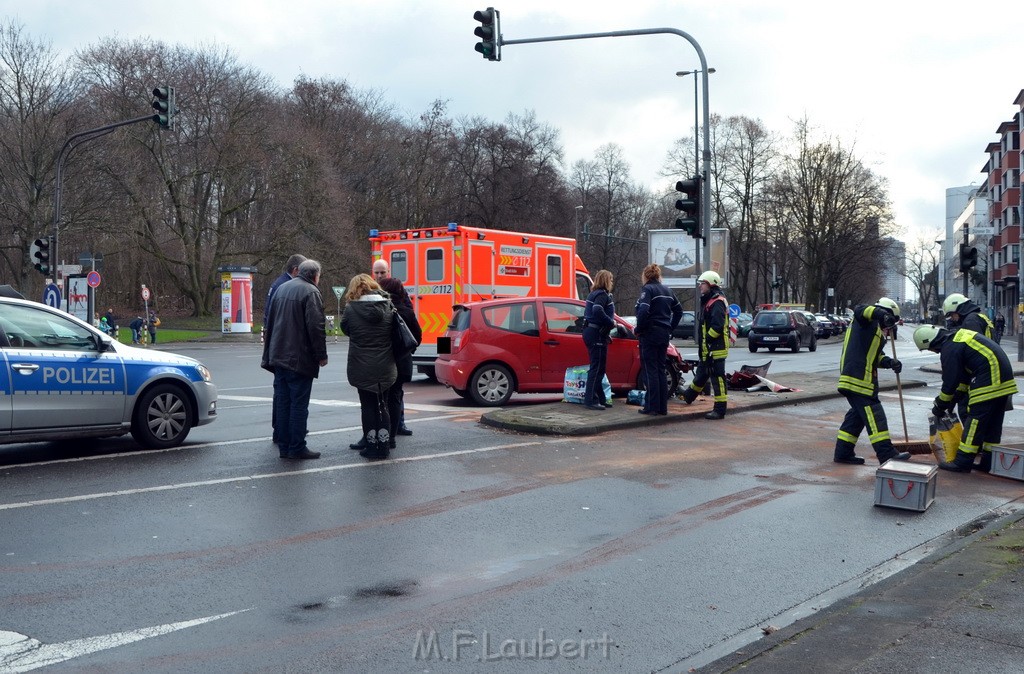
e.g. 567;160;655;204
465;239;495;301
534;243;576;298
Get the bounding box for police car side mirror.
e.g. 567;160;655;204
96;335;115;352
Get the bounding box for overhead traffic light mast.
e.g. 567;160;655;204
473;8;501;61
674;176;702;239
959;244;978;273
29;236;53;276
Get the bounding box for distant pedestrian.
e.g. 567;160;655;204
103;308;118;338
995;312;1006;343
147;310;159;344
261;259;328;460
913;325;1018;473
634;263;682;416
681;271;730;419
833;298;909;465
581;270;616;411
129;316;144;344
342;273;398;461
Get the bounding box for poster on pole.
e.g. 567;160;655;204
64;274;93;324
648;228;730;288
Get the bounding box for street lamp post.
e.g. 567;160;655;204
574;205;583;243
675;68;715;177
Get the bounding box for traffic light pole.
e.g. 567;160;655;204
499;26;713;266
50;114;155;284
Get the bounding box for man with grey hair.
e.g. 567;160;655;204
261;259;328;460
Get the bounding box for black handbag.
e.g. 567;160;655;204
392;309;418;358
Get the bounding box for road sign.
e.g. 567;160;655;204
87;271;102;288
332;286;344;300
729;303;741;318
141;286;151;301
59;264;83;275
43;283;61;309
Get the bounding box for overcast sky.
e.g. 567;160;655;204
6;0;1021;244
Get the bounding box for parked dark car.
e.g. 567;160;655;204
748;310;817;353
737;312;754;337
812;313;835;337
672;310;696;341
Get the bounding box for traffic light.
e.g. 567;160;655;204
674;176;702;238
152;86;175;130
29;236;52;276
473;8;501;61
959;244;978;273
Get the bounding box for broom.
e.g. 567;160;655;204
890;331;932;454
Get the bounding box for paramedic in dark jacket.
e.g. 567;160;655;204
261;259;328;461
681;270;730;419
833;297;910;465
634;263;682;416
581;270;616;411
913;325;1018;473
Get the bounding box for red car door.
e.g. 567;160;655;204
538;300;590;389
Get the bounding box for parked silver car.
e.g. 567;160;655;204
0;296;217;448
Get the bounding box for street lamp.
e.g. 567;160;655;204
676;68;715;177
574;205;583;243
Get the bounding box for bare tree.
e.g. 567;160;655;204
904;236;941;318
0;20;80;289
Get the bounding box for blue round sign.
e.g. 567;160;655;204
729;303;741;318
43;283;61;309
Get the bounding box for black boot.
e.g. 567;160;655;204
349;437;368;450
834;448;865;465
940;450;975;473
877;448;911;463
977;451;992;473
681;388;698;405
704;403;726;420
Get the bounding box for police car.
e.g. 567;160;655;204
0;295;217;449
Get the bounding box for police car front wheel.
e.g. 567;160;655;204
131;383;195;449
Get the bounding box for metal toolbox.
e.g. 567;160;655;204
874;460;937;512
990;443;1024;481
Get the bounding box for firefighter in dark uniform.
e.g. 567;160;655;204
634;263;682;416
581;270;616;411
833;297;911;465
681;270;730;419
942;292;995;424
913;325;1018;473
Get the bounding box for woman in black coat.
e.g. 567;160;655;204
341;274;397;461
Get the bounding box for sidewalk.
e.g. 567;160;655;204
481;370;1024;672
479;371;927;436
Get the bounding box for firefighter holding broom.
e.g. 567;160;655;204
912;325;1017;473
833;297;912;465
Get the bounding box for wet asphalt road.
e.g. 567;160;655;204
2;338;1024;672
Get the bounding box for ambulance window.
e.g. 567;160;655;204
390;251;408;282
426;248;444;281
546;255;562;287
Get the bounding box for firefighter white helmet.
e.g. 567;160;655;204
698;271;722;286
913;325;943;351
876;297;900;318
942;293;969;316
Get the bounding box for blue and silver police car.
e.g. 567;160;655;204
0;296;217;449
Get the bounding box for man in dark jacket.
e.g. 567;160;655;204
681;270;730;419
634;263;682;416
261;259;328;460
942;292;994;424
833;297;910;465
263;254;306;446
914;325;1018;473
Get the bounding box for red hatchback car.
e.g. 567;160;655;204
435;297;684;406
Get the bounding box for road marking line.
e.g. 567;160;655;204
0;609;249;672
0;441;544;511
0;414;465;471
